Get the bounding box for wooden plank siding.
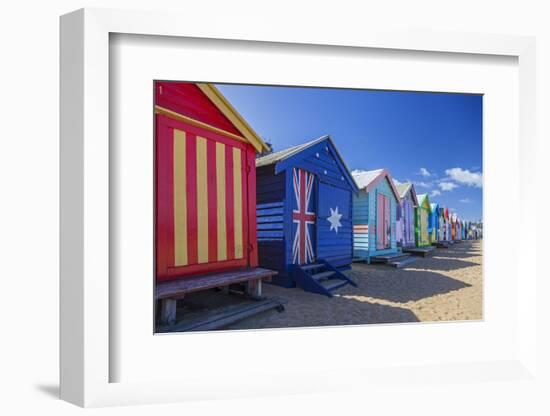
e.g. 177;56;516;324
353;192;369;259
255;165;287;284
283;144;352;192
256;165;286;204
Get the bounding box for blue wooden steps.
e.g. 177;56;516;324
290;259;357;297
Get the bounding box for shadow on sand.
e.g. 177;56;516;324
432;250;481;260
409;256;480;272
317;296;420;325
433;241;482;259
226;293;420;329
183;241;482;330
348;267;471;303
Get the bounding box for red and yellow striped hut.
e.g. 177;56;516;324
154;81;276;326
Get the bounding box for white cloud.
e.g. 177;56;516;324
430;190;442;197
438;181;458;191
393;178;404;186
445;167;482;188
414;181;432;188
459;198;472;203
419;167;432;177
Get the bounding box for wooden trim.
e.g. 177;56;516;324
160;258;249;281
155;105;249;145
364;168;402;202
196;84;270;153
155;267;278;299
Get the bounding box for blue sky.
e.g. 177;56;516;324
217;84;483;222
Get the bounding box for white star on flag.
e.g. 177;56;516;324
327;206;343;233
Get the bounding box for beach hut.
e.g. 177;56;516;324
352;169;408;265
444;207;452;242
468;221;474;239
395;182;419;249
154;81;278;325
437;206;446;242
431;205;451;248
255;136;359;297
429;202;439;243
451;213;459;240
415;194;432;247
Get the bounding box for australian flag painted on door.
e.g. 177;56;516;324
255;135;359;287
291;168;316;265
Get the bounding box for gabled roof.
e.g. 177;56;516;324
353;169;384;189
416;193;432;212
256;136;324;168
256;135;359;192
395;182;419;206
198;84;270;153
395;183;409;197
155;82;269;153
352;168;401;201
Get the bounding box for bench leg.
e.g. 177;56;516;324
160;298;177;326
245;279;262;300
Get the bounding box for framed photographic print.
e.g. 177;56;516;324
60;7;538;408
152;81;483;332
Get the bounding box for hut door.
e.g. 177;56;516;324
156;114;250;281
376;193;391;250
404;200;412;245
291;168;317;265
317;182;351;264
420;209;428;244
408;203;415;244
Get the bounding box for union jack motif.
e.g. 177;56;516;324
292;168;316;264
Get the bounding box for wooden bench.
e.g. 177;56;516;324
156;267;278;326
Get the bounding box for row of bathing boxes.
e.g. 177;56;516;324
154;82;479;327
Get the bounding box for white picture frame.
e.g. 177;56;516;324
60;8;538;408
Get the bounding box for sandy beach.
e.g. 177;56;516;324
227;240;482;329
